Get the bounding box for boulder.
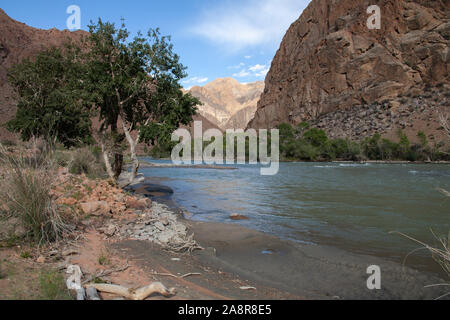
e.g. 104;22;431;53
103;224;117;237
80;201;111;216
230;214;249;221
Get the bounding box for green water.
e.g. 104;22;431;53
141;160;450;276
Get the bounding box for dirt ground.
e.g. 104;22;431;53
0;228;300;300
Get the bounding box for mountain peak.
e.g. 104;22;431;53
188;79;264;130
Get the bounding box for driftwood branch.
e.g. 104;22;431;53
82;261;130;285
151;271;201;279
87;282;176;300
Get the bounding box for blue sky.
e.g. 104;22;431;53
1;0;310;88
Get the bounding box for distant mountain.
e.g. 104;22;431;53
188;78;264;130
248;0;449;143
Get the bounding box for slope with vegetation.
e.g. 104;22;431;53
5;19;201;186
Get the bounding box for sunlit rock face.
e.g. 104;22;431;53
248;0;449;140
188;78;264;130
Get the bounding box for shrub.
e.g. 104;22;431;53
68;147;105;179
293;141;319;161
20;251;31;259
417;131;428;148
380;139;399;160
0;144;72;244
362;134;382;160
295;122;310;135
54;151;71;167
1;140;16;147
39;270;72;300
397;130;411;158
277;123;295;141
303;128;328;148
98;249;111;266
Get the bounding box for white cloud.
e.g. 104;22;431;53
190;0;309;51
232;63;270;79
255;67;270;77
182;76;209;85
248;64;266;72
244;55;252;59
233;70;250;78
227;62;245;69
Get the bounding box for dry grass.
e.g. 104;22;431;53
391;188;450;300
68;147;106;179
0;143;73;245
391;230;449;300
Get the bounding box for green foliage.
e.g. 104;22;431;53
39;270;72;300
417;131;428;147
294;141;320;161
20;251;31;259
7;47;93;148
277;123;295;141
68;147;106;179
296;121;310;134
276;123;449;162
98;250;111;266
397;130;411;158
303;128;328;148
83;19;200;149
148;143;175;159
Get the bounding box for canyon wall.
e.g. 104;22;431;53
248;0;449;142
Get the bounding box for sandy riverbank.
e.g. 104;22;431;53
127;181;449;300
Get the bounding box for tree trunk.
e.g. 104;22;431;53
113;153;123;180
121;118;140;185
101;133;115;181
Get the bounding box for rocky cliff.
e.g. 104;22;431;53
248;0;449;141
188;78;264;130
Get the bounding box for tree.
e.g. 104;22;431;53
303;128;328;148
7;46;92;148
82;19;200;184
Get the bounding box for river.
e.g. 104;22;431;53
140;159;450;277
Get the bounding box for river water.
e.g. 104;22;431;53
140;159;450;276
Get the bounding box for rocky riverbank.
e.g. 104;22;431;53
1;146;448;300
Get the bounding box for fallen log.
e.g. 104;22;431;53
87;282;176;300
86;287;101;300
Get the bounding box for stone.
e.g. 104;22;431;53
154;222;166;231
104;224;117;237
80;201;111;216
158;231;173;244
159;217;169;226
126;197;151;210
62;249;79;256
36;256;45;263
230;214;249;221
